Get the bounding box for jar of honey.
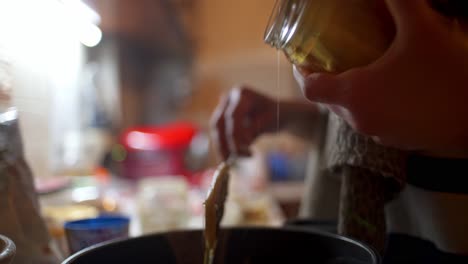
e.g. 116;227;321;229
264;0;468;73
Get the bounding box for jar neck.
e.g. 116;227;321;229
264;0;308;49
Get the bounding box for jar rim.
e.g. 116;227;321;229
264;0;307;49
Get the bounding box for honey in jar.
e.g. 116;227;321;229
264;0;468;73
264;0;395;73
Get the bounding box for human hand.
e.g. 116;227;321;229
210;86;278;160
296;0;468;157
210;85;321;160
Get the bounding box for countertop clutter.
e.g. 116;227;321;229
34;120;308;260
37;167;286;259
0;1;311;262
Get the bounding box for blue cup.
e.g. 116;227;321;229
64;216;130;254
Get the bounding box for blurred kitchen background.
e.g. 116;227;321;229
0;0;317;257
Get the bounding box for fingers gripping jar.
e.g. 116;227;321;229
264;0;395;73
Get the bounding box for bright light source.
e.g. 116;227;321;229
60;0;103;47
79;23;102;47
61;0;101;25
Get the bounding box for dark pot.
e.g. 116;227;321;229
284;219;338;234
63;227;379;264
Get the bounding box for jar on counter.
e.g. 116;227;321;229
136;177;190;234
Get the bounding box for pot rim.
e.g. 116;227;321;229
63;226;380;264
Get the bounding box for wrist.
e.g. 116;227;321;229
277;100;321;138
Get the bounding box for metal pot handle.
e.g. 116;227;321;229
0;235;15;264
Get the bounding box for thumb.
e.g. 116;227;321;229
302;72;346;105
293;65;345;105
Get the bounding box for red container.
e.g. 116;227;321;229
120;122;197;180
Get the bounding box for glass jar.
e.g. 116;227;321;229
136;177;190;234
264;0;395;73
264;0;468;73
